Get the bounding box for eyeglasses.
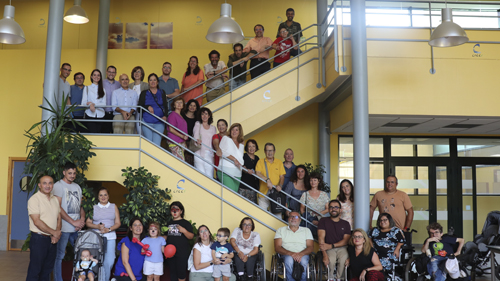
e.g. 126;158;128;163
353;235;364;239
380;219;389;222
329;206;340;210
199;230;209;234
163;66;171;69
242;223;252;227
255;28;263;31
216;234;227;238
280;31;288;33
289;215;300;220
62;68;72;72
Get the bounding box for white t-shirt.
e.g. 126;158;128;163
230;227;261;255
190;243;214;273
52;179;82;233
218;136;244;177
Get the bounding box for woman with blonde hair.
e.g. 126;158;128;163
346;229;384;281
217;123;245;192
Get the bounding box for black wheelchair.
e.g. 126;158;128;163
315;251;347;281
233;245;266;281
270;253;317;281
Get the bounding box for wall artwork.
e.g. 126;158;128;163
150;22;173;49
108;23;123;49
125;22;148;49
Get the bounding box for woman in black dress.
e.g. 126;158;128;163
182;99;200;165
165;201;194;281
346;229;384;281
238;139;260;203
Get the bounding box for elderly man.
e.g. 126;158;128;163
422;222;464;281
275;211;314;281
204;50;228;102
282;148;296;189
370;175;414;231
255;143;285;217
318;200;351;281
112;74;138;134
244;24;273;79
27;175;61;281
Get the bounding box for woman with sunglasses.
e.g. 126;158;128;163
230;217;261;281
368;213;405;274
346;229;384;281
165;201;194;281
138;73;168;146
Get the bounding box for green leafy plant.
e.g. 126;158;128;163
119;167;172;233
304;162;330;193
21;94;97;251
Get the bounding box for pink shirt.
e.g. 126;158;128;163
193;121;217;156
244;37;273;59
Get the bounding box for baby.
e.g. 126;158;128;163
75;249;98;281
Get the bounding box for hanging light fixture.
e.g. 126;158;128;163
429;8;468;47
64;0;89;24
0;2;26;44
206;3;244;44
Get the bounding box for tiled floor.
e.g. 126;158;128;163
1;250;496;281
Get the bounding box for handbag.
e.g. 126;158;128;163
187;122;202;153
265;160;286;213
292;259;304;281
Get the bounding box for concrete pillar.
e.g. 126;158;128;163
318;104;331;195
41;0;65;134
351;0;370;231
96;0;110;73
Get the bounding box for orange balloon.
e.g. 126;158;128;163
164;244;176;258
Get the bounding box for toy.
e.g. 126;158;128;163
164;244;176;258
132;237;150;250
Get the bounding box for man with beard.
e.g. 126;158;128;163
318;199;351;281
102;66;121;133
204;50;228;102
276;8;303;57
52;162;85;281
158;62;180;113
274;211;314;281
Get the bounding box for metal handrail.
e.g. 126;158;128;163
76;104;324;227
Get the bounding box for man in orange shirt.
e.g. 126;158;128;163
244;24;273;79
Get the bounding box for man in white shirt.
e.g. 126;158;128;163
112;74;139;134
204;50;228;102
57;63;71;112
52;162;85;281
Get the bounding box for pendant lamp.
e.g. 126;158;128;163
429;8;468;47
206;3;244;44
0;3;26;44
64;0;89;24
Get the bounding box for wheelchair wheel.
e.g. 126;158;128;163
270;254;278;281
255;251;266;281
308;253;316;281
316;251;327;281
405;257;419;281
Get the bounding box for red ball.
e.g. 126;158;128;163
164;245;176;258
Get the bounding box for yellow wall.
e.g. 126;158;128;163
0;0;318;216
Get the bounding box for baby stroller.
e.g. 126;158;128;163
72;230;106;281
461;211;500;280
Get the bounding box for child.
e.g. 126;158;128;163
211;227;235;281
142;222;167;281
75;249;98;281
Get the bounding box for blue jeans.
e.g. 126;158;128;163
53;232;78;281
283;254;309;281
142;122;165;146
229;79;245;91
427;255;448;281
27;232;58;281
103;238;116;281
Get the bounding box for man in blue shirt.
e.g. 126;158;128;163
66;72;87;133
102;66;121;133
158;62;180;114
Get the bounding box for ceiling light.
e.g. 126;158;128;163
206;3;244;44
64;0;89;24
429;8;468;47
0;4;26;44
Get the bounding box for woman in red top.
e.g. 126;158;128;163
181;56;205;105
272;28;298;68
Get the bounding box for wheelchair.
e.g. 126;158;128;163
315;251;347;281
270;252;317;281
232;245;266;281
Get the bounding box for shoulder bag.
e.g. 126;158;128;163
266;160;286;213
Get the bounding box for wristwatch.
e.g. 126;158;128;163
210;262;214;265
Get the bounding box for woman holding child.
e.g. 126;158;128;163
86;187;121;281
165;201;194;281
230;217;261;281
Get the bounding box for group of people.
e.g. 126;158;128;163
26;159;466;281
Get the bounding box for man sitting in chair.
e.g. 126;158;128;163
421;222;465;281
274;211;314;281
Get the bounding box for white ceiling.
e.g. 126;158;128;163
332;115;500;135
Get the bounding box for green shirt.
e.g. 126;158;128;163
274;226;313;253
